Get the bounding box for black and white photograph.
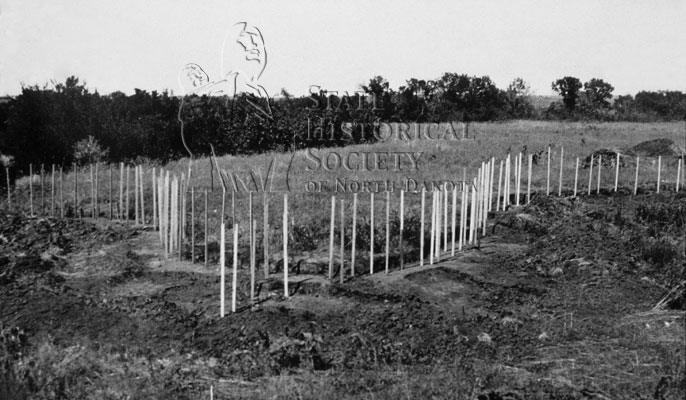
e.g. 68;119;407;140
0;1;685;398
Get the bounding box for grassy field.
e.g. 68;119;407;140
8;120;685;255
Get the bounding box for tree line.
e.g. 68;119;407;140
0;74;684;180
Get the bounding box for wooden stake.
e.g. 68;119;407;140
204;189;208;266
329;194;335;280
496;160;503;211
232;223;238;311
179;178;184;260
573;157;579;197
119;163;124;220
125;165;130;220
283;193;288;298
140;166;145;224
470;179;477;244
151;167;156;227
588;154;594;195
351;193;357;276
442;186;448;253
489;157;495;212
483;164;490;236
263;192;269;278
558;147;564;196
220;222;226;317
29;164;33;217
157;171;164;243
191;187;195;263
74;163;78;218
615;153;620;192
634;156;640;195
340;198;345;283
516;154;521;205
40;164;44;215
385;191;390;274
164;171;170;254
430;190;436;265
51;165;55;217
90;164;94;218
249;192;255;295
109;164;113;219
459;183;466;251
95;163;99;218
451;186;457;256
677;158;682;192
657;155;661;193
251;218;256;305
399;190;404;269
546;146;551;196
60;167;64;218
420;188;425;266
5;166;10;211
505;155;510;207
134;165;139;224
369;192;374;274
597;155;602;194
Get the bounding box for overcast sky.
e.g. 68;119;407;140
1;0;684;97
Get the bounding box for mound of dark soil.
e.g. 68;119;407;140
628;138;684;158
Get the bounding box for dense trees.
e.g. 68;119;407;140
0;74;684;179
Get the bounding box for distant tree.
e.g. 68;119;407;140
73;135;108;165
552;76;583;112
505;77;534;118
584;78;614;109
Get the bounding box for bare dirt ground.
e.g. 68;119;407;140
1;191;685;399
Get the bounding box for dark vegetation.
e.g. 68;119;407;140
0;74;684;183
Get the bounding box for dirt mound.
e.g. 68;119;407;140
583;148;625;168
628;138;684;158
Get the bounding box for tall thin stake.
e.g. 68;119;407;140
500;160;505;211
558;147;564;196
109;164;113;219
29;164;33;217
588;154;594;195
340;198;345;283
420;188;425;266
451;186;457;256
204;189;208;267
399;190;404;269
351;193;357;276
51;165;55;217
385;191;390;274
263;192;269;278
329;195;335;280
283;194;289;298
657;155;661;193
232;223;238;311
220;222;225;317
597;155;602;194
191;187;195;263
573;157;579;197
59;167;64;218
546;146;551;196
369;192;374;274
615;152;620;192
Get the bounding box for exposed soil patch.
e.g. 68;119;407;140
1;191;685;399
